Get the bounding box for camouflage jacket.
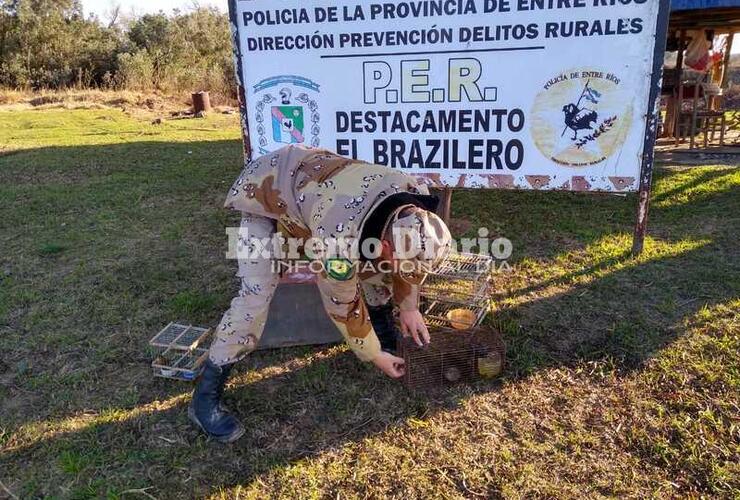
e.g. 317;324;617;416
224;144;431;362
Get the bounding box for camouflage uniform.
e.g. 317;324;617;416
209;144;433;366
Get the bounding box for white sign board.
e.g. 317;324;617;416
229;0;668;192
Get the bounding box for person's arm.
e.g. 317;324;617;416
392;274;430;346
391;273;419;312
316;271;405;377
317;271;379;361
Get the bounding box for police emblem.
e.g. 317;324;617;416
272;104;304;144
530;69;633;168
325;259;354;281
252;75;321;155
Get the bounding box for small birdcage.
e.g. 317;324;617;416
149;322;212;381
420;252;493;330
397;326;505;389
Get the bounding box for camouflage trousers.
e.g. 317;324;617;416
209;213;394;367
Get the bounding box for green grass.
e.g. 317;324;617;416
0;106;738;499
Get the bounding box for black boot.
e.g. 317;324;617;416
188;359;245;443
367;302;402;353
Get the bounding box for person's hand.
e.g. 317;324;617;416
399;309;430;347
372;351;406;378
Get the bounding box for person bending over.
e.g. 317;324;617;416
189;145;452;443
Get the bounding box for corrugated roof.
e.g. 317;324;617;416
672;0;740;11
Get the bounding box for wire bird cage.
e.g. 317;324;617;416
397;326;505;389
149;323;212;381
420;251;493;330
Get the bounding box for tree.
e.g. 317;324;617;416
0;0;124;88
0;2;235;97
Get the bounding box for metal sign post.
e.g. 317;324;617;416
633;0;672;256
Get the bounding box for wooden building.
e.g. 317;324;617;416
662;0;740;148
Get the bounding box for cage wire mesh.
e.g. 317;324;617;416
152;347;209;381
397;252;505;389
149;322;212;381
419;252;493;330
428;251;495;280
397;326;505;389
149;322;211;349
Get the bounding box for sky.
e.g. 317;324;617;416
81;0;225;20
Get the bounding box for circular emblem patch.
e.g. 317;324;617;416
252;75;321;156
325;259;354;281
530;69;633;168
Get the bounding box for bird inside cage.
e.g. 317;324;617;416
397;326;505;389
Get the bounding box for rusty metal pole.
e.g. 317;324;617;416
632;0;671;256
430;187;453;224
227;0;252;161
